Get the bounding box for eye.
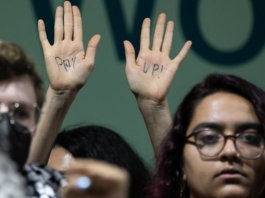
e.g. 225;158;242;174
13;108;30;120
197;131;222;145
238;133;262;146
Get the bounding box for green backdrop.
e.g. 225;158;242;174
1;0;264;167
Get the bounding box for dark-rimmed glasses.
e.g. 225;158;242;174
186;129;265;159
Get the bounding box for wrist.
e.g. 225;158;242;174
48;86;78;100
43;86;78;110
136;96;169;111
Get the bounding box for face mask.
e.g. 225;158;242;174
0;113;31;171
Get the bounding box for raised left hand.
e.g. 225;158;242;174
38;1;101;92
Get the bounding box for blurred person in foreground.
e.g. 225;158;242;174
0;0;101;196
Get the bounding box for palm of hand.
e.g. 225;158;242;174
127;49;176;102
38;2;100;92
44;41;90;91
124;14;191;103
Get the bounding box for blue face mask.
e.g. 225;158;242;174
0;113;31;171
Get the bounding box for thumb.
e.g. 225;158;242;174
172;40;192;68
85;34;101;60
123;40;136;70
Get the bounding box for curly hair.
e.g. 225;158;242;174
146;73;265;198
0;41;45;108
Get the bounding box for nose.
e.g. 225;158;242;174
0;104;9;113
219;138;238;160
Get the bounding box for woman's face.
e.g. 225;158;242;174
183;92;265;198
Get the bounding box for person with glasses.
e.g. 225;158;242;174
0;40;44;166
124;14;265;198
0;40;66;198
138;73;265;198
0;1;101;197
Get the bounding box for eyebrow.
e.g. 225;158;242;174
235;122;263;133
192;122;224;132
192;122;263;133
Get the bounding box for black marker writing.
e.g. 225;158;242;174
55;57;63;70
152;64;159;76
143;62;150;73
64;59;70;71
55;56;76;71
143;62;164;75
72;57;77;69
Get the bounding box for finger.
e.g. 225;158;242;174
54;6;63;42
173;41;192;66
67;159;129;193
64;1;74;40
72;6;83;41
64;175;90;198
38;19;50;49
124;40;136;69
68;159;124;175
152;13;166;51
140;18;150;50
85;34;101;61
161;21;174;56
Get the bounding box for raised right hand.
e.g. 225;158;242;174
124;13;191;103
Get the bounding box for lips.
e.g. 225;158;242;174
215;167;247;179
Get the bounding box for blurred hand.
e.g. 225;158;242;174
64;159;129;198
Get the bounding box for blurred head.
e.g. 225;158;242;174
148;73;265;198
0;41;45;169
48;125;150;198
0;41;44;133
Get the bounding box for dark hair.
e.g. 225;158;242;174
53;125;150;198
146;73;265;198
0;41;45;108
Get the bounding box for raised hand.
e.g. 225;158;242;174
124;14;192;155
124;13;191;103
38;1;100;92
28;1;100;164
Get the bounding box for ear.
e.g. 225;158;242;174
182;167;187;181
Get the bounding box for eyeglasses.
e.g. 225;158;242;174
186;129;265;159
0;102;40;132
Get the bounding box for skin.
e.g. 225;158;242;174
64;159;129;198
183;92;265;198
124;13;192;157
0;75;37;134
48;148;129;198
48;146;75;175
28;1;100;164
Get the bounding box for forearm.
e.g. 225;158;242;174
27;86;77;164
137;97;172;158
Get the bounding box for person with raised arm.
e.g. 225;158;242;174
124;13;192;157
28;1;101;164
